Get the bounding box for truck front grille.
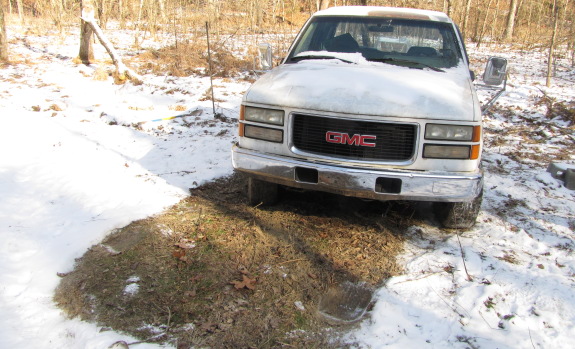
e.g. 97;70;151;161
292;114;416;161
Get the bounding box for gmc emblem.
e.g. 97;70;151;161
325;131;377;148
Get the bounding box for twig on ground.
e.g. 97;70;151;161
428;281;469;320
456;232;473;282
478;309;500;330
275;258;306;266
391;271;444;285
528;328;536;349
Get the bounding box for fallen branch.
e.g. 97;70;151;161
456;232;473;282
391;271;444;285
80;11;143;85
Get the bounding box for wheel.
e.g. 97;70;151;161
247;177;279;206
433;189;483;229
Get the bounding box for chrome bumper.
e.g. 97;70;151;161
232;145;483;202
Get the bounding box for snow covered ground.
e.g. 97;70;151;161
1;24;574;349
347;47;575;348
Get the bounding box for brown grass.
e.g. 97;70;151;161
132;40;252;78
54;173;405;348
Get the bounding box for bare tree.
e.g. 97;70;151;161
445;0;454;17
571;10;575;67
462;0;472;36
476;0;494;48
318;0;330;10
503;0;519;41
0;6;7;62
547;0;559;87
50;0;65;32
157;0;167;22
79;0;95;64
16;0;24;25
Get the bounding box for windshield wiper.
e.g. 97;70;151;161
290;55;355;64
367;58;444;72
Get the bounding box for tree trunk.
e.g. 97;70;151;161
16;0;24;25
98;0;108;29
572;13;575;67
318;0;330;10
446;0;454;18
79;0;95;64
503;0;519;41
119;0;125;29
491;0;501;42
477;0;494;48
462;0;472;37
157;0;167;22
560;0;571;60
547;0;559;87
520;0;532;45
0;7;8;62
81;13;143;85
134;0;145;46
50;0;64;32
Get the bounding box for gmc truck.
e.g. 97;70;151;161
232;6;507;229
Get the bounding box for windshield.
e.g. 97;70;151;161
286;16;463;69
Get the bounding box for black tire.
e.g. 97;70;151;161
434;189;483;229
247;177;279;206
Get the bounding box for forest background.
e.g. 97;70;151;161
1;0;574;86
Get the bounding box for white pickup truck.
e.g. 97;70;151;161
232;6;507;229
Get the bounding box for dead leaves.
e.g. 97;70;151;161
230;274;257;290
172;238;196;263
172;249;186;259
230;266;256;290
175;238;196;250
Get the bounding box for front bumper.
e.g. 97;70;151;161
232;144;483;202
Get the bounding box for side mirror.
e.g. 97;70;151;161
483;57;508;86
258;43;273;71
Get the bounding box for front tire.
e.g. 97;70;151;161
434;189;483;229
247;177;279;206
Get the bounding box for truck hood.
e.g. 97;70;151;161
244;60;479;121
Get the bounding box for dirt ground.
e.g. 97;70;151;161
54;172;426;349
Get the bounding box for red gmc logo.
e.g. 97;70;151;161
325;131;377;148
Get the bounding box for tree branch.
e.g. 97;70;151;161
80;13;143;85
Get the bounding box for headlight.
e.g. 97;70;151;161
244;125;283;143
423;144;471;159
243;106;284;125
425;124;477;141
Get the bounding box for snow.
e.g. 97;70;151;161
245;59;478;121
123;277;141;297
0;26;249;348
1;24;574;349
346;45;575;348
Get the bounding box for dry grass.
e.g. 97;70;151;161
133;40;252;78
55;173;405;348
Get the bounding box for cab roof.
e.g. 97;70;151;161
313;6;452;23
